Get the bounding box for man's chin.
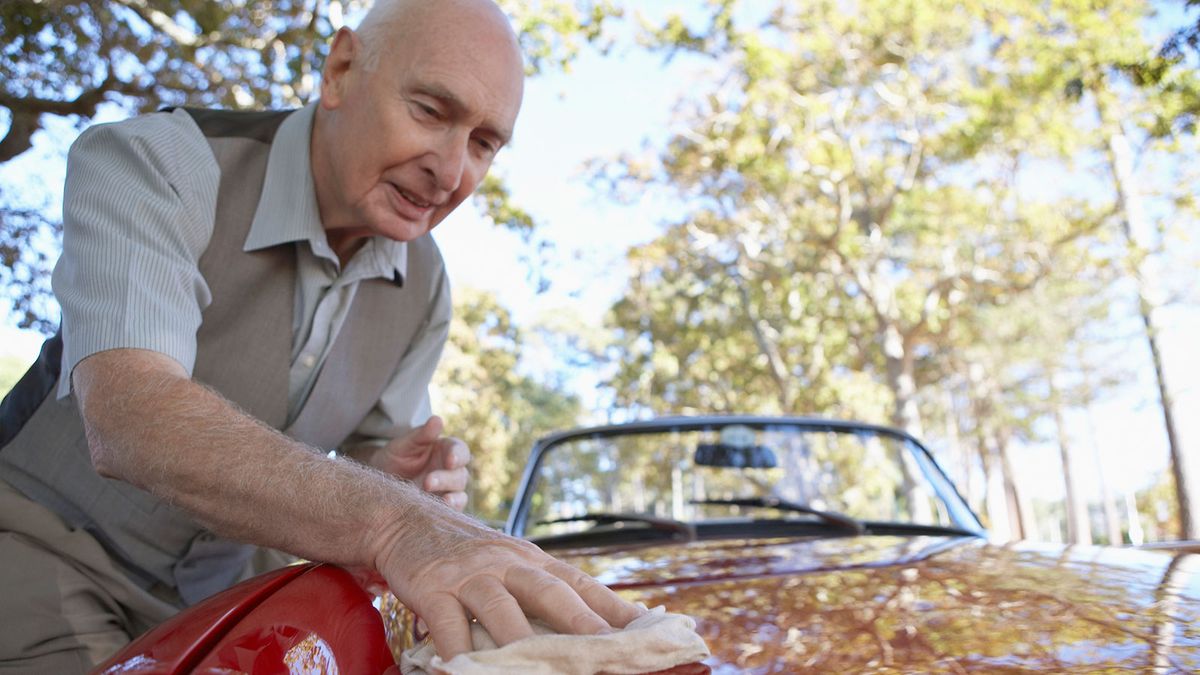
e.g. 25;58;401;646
375;216;433;243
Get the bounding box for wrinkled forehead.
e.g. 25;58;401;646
382;16;524;130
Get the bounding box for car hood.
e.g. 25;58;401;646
552;535;1200;673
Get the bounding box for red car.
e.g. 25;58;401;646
99;416;1200;673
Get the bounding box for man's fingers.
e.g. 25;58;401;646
545;560;645;629
411;415;444;444
460;576;536;647
421;591;474;662
438;437;471;470
505;566;612;636
444;491;468;511
424;466;468;493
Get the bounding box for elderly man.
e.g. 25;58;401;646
0;0;643;671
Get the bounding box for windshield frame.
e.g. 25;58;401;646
505;415;987;539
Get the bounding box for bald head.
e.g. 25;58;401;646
311;0;525;251
355;0;523;74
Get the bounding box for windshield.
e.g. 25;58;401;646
513;419;981;540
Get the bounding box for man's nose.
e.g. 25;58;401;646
423;132;469;194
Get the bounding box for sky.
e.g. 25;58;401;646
1;2;1198;524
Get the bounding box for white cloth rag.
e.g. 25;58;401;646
400;605;710;675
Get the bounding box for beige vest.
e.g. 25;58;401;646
0;108;444;605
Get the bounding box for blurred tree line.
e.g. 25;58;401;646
592;0;1200;542
2;0;1198;536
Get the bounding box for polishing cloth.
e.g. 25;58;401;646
400;606;710;675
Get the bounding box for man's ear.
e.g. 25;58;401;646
320;27;359;109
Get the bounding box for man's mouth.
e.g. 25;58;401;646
394;185;433;209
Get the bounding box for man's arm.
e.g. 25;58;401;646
73;348;643;660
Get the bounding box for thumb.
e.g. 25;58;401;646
409;415;444;445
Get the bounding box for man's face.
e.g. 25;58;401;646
314;14;524;243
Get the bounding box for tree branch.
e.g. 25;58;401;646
112;0;279;52
0;111;39;163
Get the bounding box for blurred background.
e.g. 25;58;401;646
2;0;1198;544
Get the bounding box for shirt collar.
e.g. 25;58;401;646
243;101;408;283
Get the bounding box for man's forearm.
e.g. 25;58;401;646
74;348;421;567
72;348;646;662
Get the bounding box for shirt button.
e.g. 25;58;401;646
300;353;317;369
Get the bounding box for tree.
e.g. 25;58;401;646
985;0;1200;539
944;253;1123;542
0;354;29;398
431;287;582;524
597;0;1125;534
0;0;621;330
592;0;1199;542
612;0;1111;422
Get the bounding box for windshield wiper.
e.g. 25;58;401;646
538;512;697;541
692;496;866;535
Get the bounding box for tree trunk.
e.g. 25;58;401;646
1080;363;1125;545
1124;491;1145;546
1135;301;1194;538
943;387;977;508
882;322;933;523
980;431;1011;538
996;429;1031;540
1099;101;1197;539
884;324;924;438
1049;375;1092;544
966;361;1028;539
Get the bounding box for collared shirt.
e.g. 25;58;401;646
54;103;449;442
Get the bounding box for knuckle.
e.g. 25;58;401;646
424;611;460;632
567;609;605;634
530;571;565;594
461;576;512;613
416;593;462;628
547;560;587;583
460;574;496;595
511;538;543;555
478;591;513;616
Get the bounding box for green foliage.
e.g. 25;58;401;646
1137;471;1181;542
502;0;623;75
0;200;56;333
431;288;582;524
474;174;536;233
0;354;32;398
598;0;1198;541
608;0;1069;424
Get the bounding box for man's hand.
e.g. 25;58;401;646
365;416;470;511
371;495;647;662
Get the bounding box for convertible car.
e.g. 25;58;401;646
98;416;1200;673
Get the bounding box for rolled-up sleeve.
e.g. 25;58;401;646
343;268;452;446
53;109;220;397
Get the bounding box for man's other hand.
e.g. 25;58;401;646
370;416;470;511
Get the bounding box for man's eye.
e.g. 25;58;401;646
413;102;441;119
473;137;496;154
